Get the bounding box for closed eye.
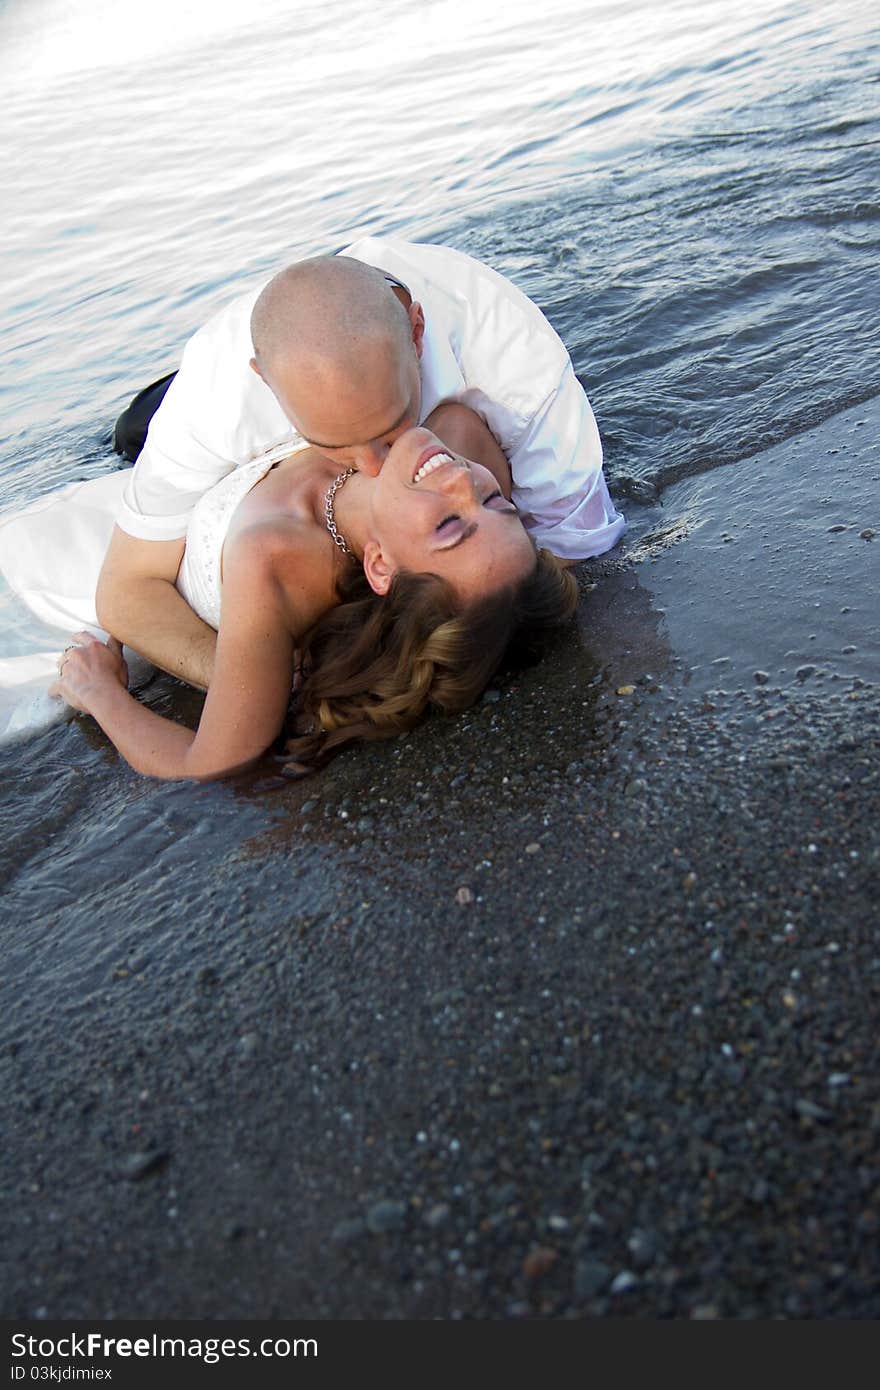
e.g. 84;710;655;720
435;493;507;531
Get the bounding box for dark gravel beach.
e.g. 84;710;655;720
1;399;878;1320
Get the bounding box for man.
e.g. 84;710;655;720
97;236;625;687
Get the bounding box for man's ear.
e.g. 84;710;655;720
362;539;395;596
409;301;426;360
249;355;264;380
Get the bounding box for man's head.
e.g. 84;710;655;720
250;256;424;475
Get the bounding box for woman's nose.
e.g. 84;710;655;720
438;461;475;499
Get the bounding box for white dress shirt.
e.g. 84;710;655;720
117;236;625;559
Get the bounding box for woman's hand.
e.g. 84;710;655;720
49;631;129;712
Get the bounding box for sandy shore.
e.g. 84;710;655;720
1;398;878;1319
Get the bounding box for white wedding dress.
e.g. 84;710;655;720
0;455;276;745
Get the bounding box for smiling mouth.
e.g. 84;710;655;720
412;449;456;484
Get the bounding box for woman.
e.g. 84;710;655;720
15;404;576;778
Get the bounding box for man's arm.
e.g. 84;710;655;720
96;527;217;690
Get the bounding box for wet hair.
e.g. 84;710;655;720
282;548;578;770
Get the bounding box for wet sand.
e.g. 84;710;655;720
1;398;878;1319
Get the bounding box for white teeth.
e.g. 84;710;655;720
413;452;454;484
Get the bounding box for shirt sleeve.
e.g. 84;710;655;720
116;405;235;540
114;287;270;541
508;360;626;561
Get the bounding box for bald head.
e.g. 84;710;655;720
249;255;424;467
252;256;413;389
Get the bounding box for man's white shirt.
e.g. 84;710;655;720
117;236;625;560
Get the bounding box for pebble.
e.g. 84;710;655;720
424;1203;451;1229
574;1259;611;1299
794;1098;832;1122
237;1032;259;1058
860;528;874;540
753;671;770;685
627;1229;658;1267
455;886;474;905
795;665;816;681
332;1217;367;1244
610;1270;639;1294
522;1246;558;1279
366;1200;407;1234
524;843;541;855
120;1150;169;1182
616;685;636;697
827;524;848;533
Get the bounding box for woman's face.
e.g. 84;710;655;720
362;427;536;604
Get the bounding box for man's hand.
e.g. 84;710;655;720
96;527;218;690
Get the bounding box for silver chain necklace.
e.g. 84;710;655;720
323;466;356;557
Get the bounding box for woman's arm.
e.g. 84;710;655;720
54;528;308;780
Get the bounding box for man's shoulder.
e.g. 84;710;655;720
151;281;290;458
342;235;566;349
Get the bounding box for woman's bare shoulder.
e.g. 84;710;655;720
222;513;338;629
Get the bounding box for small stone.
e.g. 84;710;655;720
610;1270;639;1294
237;1032;259;1058
624;778;647;797
574;1259;611;1299
120;1150;169;1182
424;1203;451;1229
126;953;148;973
332;1217;367;1244
827;1073;850;1088
366;1200;407;1234
616;685;636;696
455;886;474;905
522;1246;558;1280
794;1098;832;1122
859;528;874;540
753;671;769;685
827;524;848;533
548;1215;571;1233
795;664;816;681
627;1229;658;1268
300;799;318;815
524;842;541;855
506;1301;532;1319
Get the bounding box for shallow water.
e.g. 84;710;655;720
1;0;878;911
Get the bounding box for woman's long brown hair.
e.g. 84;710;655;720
282;548;578;770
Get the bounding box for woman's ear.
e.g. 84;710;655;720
362;539;395;596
